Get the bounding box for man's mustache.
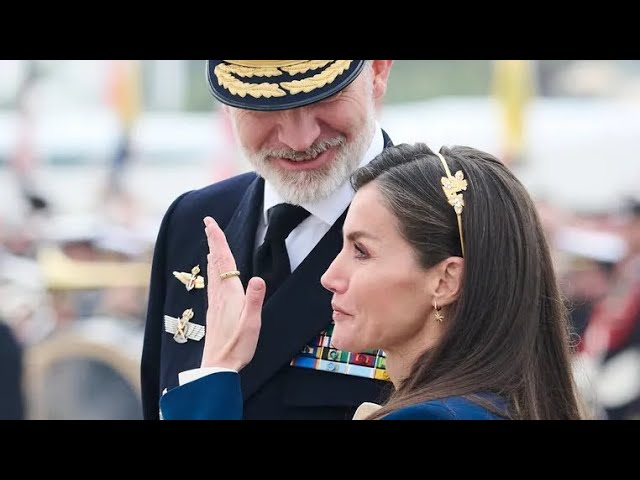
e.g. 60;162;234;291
261;136;346;162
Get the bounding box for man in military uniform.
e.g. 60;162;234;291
141;60;394;419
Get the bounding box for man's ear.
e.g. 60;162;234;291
371;60;394;99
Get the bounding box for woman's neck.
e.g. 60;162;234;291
384;329;441;388
385;348;420;389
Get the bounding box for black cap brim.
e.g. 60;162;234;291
207;60;366;111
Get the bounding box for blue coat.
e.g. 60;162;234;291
141;133;394;420
159;372;505;420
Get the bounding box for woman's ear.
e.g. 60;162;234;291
432;257;464;307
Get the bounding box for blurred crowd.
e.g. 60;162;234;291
0;62;154;418
543;198;640;419
0;186;153;419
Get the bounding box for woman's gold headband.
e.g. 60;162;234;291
436;152;467;257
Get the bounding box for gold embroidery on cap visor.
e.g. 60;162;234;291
214;60;353;99
436;152;467;257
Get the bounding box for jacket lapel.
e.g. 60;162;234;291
382;129;393;148
198;176;265;291
220;177;265;289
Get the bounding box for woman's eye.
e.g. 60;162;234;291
354;243;368;259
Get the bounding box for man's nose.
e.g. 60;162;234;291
276;109;321;152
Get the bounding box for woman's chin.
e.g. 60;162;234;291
330;329;363;353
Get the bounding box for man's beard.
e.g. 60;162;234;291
237;118;375;205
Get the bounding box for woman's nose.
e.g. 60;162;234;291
321;254;347;294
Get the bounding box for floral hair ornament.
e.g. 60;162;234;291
436;151;467;257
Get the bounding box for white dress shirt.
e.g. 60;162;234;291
175;124;385;387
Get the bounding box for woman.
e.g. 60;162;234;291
159;143;584;420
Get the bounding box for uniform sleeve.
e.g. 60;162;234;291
159;371;243;420
179;367;237;385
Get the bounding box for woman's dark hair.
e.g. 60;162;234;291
352;143;583;420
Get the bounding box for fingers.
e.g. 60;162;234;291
244;277;266;318
240;277;266;336
204;216;239;289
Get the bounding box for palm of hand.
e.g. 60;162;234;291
200;217;266;371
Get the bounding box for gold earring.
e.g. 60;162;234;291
434;299;444;322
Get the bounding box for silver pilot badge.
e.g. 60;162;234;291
164;308;205;343
173;265;205;291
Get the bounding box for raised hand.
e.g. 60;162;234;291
200;216;266;371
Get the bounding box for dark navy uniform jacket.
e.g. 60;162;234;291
141;132;394;420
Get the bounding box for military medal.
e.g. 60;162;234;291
173;265;205;291
290;322;390;381
164;308;205;343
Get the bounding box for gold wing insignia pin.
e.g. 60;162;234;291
173;265;205;291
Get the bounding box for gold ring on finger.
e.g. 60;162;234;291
219;270;241;280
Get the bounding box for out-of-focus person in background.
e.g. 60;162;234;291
10;61;50;217
141;60;395;420
576;198;640;419
0;320;25;420
100;60;143;232
563;257;615;340
24;216;151;420
554;223;626;340
105;60;141;198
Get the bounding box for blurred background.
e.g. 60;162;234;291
0;60;639;420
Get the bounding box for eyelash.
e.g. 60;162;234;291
353;243;368;259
